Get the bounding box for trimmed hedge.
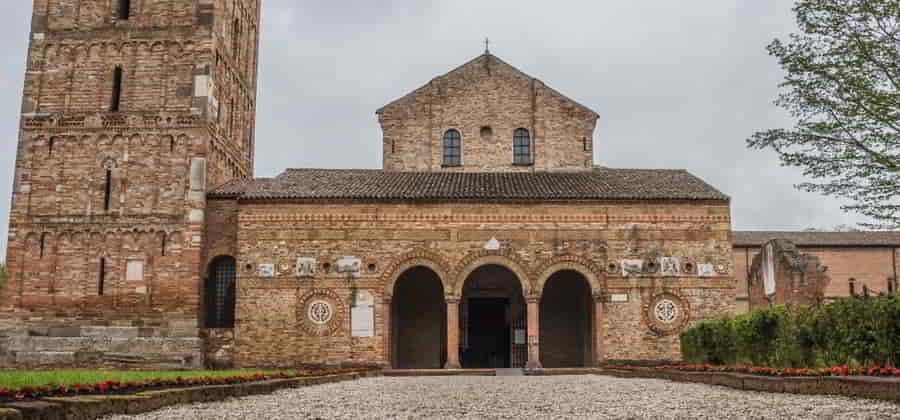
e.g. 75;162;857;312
680;293;900;368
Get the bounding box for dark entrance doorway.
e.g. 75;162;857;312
463;298;510;368
460;264;526;368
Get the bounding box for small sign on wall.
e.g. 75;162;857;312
351;290;375;337
337;256;362;278
259;263;276;278
296;257;316;278
609;293;629;303
621;260;643;277
697;263;716;277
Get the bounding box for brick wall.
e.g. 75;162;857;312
733;245;898;313
378;54;598;172
227;200;733;367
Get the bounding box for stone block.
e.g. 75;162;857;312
15;351;75;366
31;337;107;352
80;326;140;339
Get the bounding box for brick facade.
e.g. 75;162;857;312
1;0;260;368
226;201;734;367
2;1;743;369
378;54;597;172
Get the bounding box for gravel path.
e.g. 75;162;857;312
108;375;899;420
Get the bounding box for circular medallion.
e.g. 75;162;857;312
643;293;689;335
654;299;678;324
297;289;345;336
307;300;334;325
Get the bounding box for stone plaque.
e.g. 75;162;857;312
484;237;501;251
697;263;716;277
351;290;374;337
660;257;681;276
621;259;643;277
126;259;144;282
336;256;362;278
296;257;316;278
609;293;629;303
258;263;276;278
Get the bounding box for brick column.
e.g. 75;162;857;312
445;296;461;369
593;293;605;365
382;295;392;368
526;295;542;369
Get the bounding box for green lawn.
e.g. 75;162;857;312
0;369;292;389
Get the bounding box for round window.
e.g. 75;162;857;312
480;126;493;139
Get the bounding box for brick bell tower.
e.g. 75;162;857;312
2;0;259;366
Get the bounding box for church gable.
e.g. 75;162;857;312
378;53;599;172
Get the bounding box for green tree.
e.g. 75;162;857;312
748;0;900;228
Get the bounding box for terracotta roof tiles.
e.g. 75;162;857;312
209;168;729;202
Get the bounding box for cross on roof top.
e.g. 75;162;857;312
484;37;490;54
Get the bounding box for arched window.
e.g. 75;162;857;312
513;128;532;165
205;256;236;328
443;129;461;167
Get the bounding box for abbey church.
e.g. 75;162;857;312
3;1;896;370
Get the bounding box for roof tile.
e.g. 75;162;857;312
209;168;730;202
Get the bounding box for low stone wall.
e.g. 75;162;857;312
599;367;900;403
0;318;202;369
0;371;379;420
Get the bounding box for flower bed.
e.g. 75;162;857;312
659;364;900;377
0;368;371;402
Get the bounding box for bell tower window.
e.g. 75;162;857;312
110;66;123;112
118;0;131;20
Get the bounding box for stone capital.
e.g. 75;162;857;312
445;295;461;304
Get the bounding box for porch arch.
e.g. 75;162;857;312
452;253;533;297
534;258;604;295
382;251;451;298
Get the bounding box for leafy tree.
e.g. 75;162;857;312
748;0;900;228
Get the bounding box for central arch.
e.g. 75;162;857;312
460;264;527;368
391;266;447;369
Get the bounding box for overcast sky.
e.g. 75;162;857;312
0;0;873;258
